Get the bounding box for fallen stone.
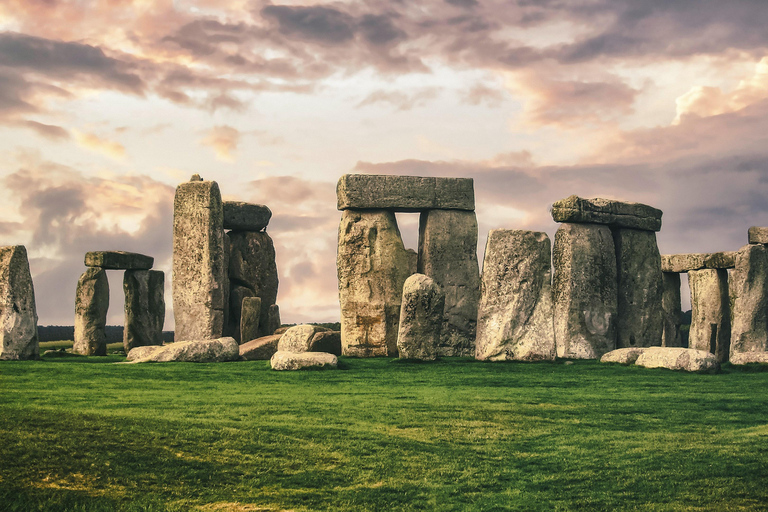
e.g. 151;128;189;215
600;347;648;365
689;269;730;363
126;337;239;363
267;304;281;335
634;347;720;372
0;245;39;360
336;174;474;211
662;273;683;347
748;226;768;245
85;251;153;270
661;252;737;273
73;268;109;356
123;270;165;352
551;195;662;231
278;324;328;353
475;230;554;361
729;351;768;365
240;296;262;343
309;331;342;356
397;274;444;361
730;244;768;354
239;334;281;360
223;201;272;231
273;326;290;335
270;350;338;370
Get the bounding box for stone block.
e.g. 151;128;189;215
239;333;281;360
634;347;720;372
662;272;683;347
748;226;768;245
0;245;38;360
267;304;281;335
600;347;648;365
73;268;109;356
336;174;474;211
85;251;153;270
270;350;338;370
661;252;736;273
278;324;327;353
126;337;239;363
397;274;444;361
551;195;662;231
730;244;768;355
240;296;262;343
123;270;165;352
730;351;768;365
688;269;730;363
223;201;271;231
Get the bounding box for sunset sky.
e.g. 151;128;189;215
1;0;767;327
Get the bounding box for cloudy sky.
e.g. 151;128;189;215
1;0;767;326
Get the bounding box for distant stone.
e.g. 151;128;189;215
634;347;720;372
336;174;474;211
223;201;272;231
123;270;165;352
190;174;203;181
748;226;768;245
600;347;648;365
661;273;683;347
73;268;109;356
227;284;254;342
239;334;281;360
551;195;662;231
42;349;73;358
126;337;239;363
267;304;281;335
270;350;338;370
405;249;418;276
240;296;262;343
278;324;327;353
729;351;768;365
397;274;444;361
661;252;736;273
730;244;768;355
0;245;39;360
689;269;730;363
85;251;153;270
309;331;342;356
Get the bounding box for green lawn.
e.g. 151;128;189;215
1;356;767;511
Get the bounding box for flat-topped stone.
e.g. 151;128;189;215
661;252;736;273
337;174;474;211
730;351;768;365
125;337;239;363
270;350;338;370
634;347;720;372
223;201;271;231
85;251;153;270
551;195;662;231
749;227;768;245
600;347;648;365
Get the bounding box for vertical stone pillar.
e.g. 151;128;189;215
0;245;39;360
123;270;165;352
74;268;109;356
338;209;411;357
689;268;730;363
613;228;663;348
418;209;481;356
240;296;262;343
267;304;281;335
730;244;768;355
553;223;617;359
172;177;226;341
661;272;683;347
397;274;444;361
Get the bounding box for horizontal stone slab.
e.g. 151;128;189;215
85;251;153;270
223;201;271;231
336;174;474;211
125;337;239;363
661;252;736;273
551;195;662;231
270;350;338;370
730;351;768;365
634;347;720;372
749;226;768;244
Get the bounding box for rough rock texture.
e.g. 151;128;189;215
396;274;444;361
277;324;328;353
173;179;226;342
600;347;648;364
613;229;663;348
730;351;768;364
273;326;290;336
475;230;554;361
123;270;165;352
748;226;768;245
309;331;341;356
126;337;239;363
227;231;279;339
338;210;411;357
336;174;474;211
267;304;281;335
227;284;254;342
406;249;418;276
634;347;720;372
239;334;281;360
0;245;38;360
223;201;271;231
730;244;768;355
662;272;683;347
270;350;338;370
553;223;617;359
688;269;730;363
240;296;262;343
661;252;737;273
418;209;481;356
85;251;153;270
73;268;109;356
551;195;662;231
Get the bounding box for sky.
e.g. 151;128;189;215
1;0;767;327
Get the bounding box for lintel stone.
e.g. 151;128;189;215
336;174;474;211
223;201;271;231
661;252;736;273
85;251;153;270
551;195;662;231
749;226;768;245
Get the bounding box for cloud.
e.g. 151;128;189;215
74;131;126;160
200;125;240;161
357;88;440;111
261;5;356;45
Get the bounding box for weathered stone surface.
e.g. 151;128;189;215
475;230;554;361
309;331;342;356
123;270;165;352
336;174;474;211
267;304;281;335
126;337;239;363
634;347;720;372
273;326;290;335
730;351;768;364
396;274;444;360
223;201;271;231
228;231;279;338
278;324;327;353
270;350;338;370
553;223;617;359
85;251;153;270
338;210;411;357
600;347;648;365
240;296;262;343
613;229;663;349
172;179;226;341
239;333;281;360
0;245;38;360
73;268;109;356
748;226;768;245
418;209;481;356
730;244;768;355
551;195;662;231
689;269;730;363
227;284;254;342
661;252;737;273
406;249;418;276
662;272;683;347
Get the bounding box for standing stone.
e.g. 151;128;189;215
613;229;663;348
475;230;554;361
397;274;444;360
553;223;617;359
730;244;768;355
267;304;281;335
338;209;411;357
748;226;768;245
172;178;226;341
240;296;262;344
73;268;109;356
0;246;38;360
688;269;730;363
123;270;165;352
227;284;254;342
418;209;481;356
405;249;418;276
662;272;683;347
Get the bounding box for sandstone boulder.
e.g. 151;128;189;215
634;347;720;372
689;269;730;363
662;273;683;347
223;201;271;231
85;251;153;270
73;268;109;356
309;331;342;356
730;244;768;354
748;226;768;245
396;274;444;360
551;195;662;231
278;324;328;353
123;270;164;352
239;334;281;360
126;337;239;363
270;350;338;370
336;174;474;211
729;351;768;365
600;347;648;364
0;245;39;360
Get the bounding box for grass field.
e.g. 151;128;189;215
1;355;768;511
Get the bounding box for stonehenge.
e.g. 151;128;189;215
397;274;444;361
730;232;768;358
0;245;39;360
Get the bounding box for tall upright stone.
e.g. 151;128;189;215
475;230;554;361
123;270;165;352
240;296;262;344
688;269;730;363
661;272;683;347
338;209;411;357
730;244;768;355
267;304;281;335
0;245;38;360
613;229;663;348
553;223;617;359
172;178;226;342
397;274;444;360
418;209;481;356
74;268;109;356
